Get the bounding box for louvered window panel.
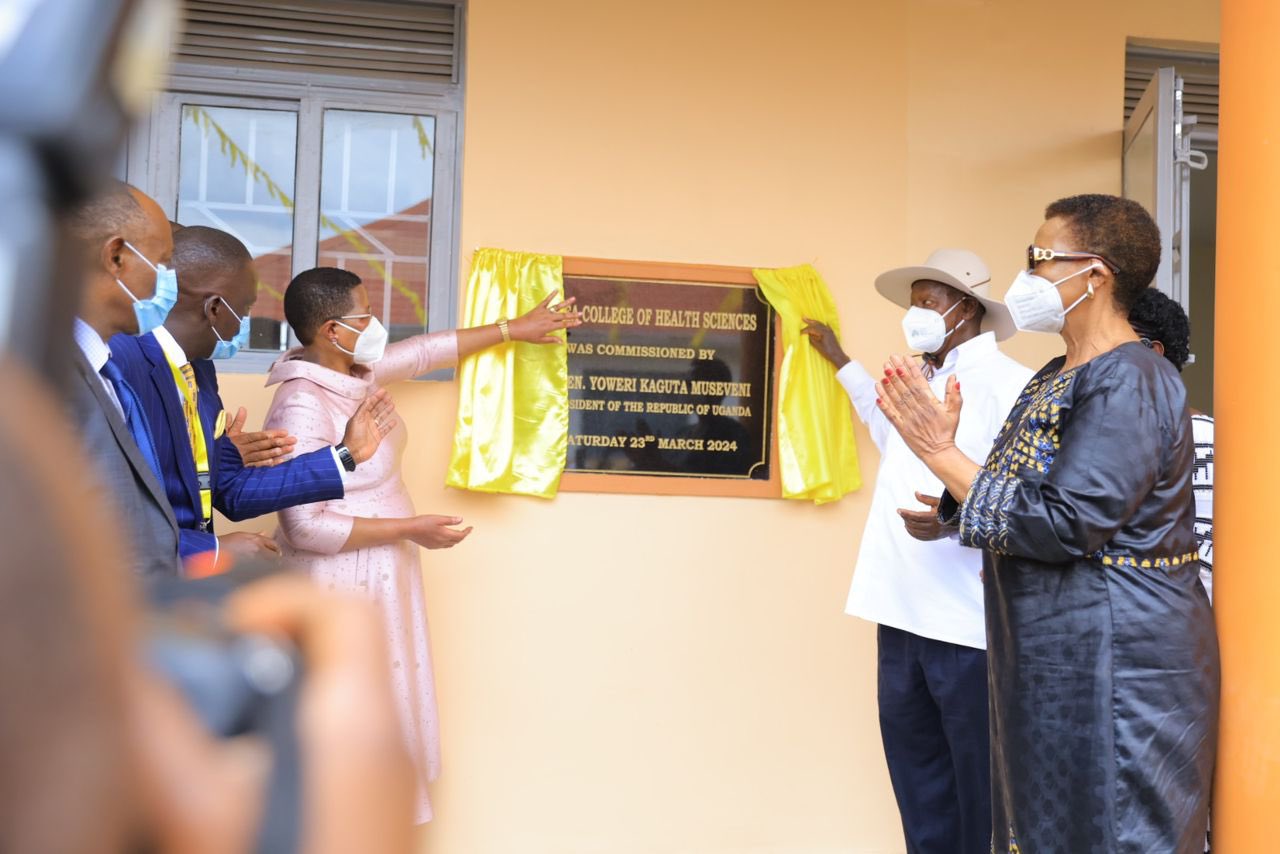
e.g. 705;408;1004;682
177;0;458;84
1125;48;1219;133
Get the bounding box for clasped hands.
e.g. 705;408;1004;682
876;354;962;462
880;359;959;541
877;353;982;506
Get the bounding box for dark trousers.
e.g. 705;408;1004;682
877;624;991;854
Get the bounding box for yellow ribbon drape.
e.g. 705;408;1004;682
752;264;861;503
446;248;568;498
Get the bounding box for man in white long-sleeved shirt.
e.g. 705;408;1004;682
804;249;1031;854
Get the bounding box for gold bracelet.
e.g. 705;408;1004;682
497;317;511;342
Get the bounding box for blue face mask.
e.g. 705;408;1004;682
115;241;178;335
210;296;251;360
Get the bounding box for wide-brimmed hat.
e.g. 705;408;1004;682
873;248;1016;341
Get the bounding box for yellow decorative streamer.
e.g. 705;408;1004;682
752;264;861;503
446;248;568;498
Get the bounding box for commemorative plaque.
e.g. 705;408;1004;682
560;258;777;495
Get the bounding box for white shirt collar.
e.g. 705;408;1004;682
73;317;111;373
934;331;998;373
151;325;188;367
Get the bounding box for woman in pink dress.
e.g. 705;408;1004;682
263;267;579;823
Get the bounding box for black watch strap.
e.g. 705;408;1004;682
335;444;357;472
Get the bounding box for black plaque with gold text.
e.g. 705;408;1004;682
563;272;774;480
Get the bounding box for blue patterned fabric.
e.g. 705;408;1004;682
109;332;345;558
958;470;1020;554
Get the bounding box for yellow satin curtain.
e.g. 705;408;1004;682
446;248;568;498
752;264;861;503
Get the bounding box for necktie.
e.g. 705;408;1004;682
99;357;163;481
173;361;213;527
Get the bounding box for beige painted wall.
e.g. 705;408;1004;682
217;2;1219;851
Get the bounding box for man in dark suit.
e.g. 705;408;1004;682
109;225;396;564
67;181;182;577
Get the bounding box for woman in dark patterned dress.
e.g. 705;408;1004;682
873;194;1218;853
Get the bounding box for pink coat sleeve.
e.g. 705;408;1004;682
371;330;459;386
265;385;355;555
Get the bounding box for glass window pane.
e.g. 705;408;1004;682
319;110;435;342
178;105;298;351
1123;111;1156;218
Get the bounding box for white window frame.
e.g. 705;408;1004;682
122;9;466;377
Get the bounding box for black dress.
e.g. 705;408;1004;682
940;342;1218;853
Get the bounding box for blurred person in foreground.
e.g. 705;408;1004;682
2;2;414;848
0;360;414;854
264;266;581;822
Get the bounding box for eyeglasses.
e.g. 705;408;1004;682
1139;337;1155;349
1027;245;1121;274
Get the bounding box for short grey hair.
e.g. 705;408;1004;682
68;181;148;249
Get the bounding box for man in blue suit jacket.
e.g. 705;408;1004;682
109;226;397;563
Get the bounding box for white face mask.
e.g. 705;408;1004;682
1004;264;1099;334
901;301;965;354
333;315;389;364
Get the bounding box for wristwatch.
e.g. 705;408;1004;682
335;443;357;472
